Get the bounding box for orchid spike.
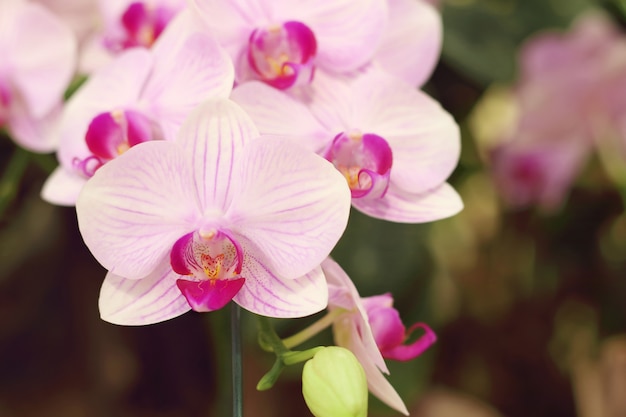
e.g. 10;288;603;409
77;99;351;325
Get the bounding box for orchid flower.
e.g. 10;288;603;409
76;99;351;325
190;0;388;89
80;0;187;73
34;0;100;46
323;258;436;415
0;0;76;152
374;0;442;87
42;15;234;206
231;68;462;223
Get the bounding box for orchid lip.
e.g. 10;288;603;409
170;229;245;312
247;20;317;89
323;131;393;199
106;1;177;51
74;109;156;178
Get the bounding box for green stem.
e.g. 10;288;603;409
231;303;243;417
282;309;344;349
257;316;289;355
0;147;29;218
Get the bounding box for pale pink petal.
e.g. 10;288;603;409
230;81;331;152
7;102;61;153
227;136;351;279
57;48;153;169
41;166;87;206
99;263;190;325
234;258;327;318
143;17;235;140
175;99;258;212
375;0;441;87
283;0;388;72
76;141;201;279
9;2;76;118
352;183;463;223
350;71;460;194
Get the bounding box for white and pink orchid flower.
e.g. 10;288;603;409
231;68;462;223
324;258;436;415
76;99;351;325
80;0;187;73
190;0;388;89
42;17;234;206
0;0;76;152
374;0;442;87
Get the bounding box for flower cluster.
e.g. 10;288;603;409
3;0;461;414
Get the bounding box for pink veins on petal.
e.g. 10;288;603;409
323;131;393;199
248;21;317;89
74;109;156;178
171;229;245;312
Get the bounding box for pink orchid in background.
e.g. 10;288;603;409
324;258;436;415
42;16;234;206
76;99;351;325
190;0;388;89
0;0;76;152
34;0;100;46
231;68;462;223
374;0;442;87
79;0;187;73
483;12;626;210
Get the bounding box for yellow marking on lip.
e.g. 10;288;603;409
199;229;216;240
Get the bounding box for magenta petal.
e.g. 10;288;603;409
176;278;245;312
367;307;406;351
382;323;437;362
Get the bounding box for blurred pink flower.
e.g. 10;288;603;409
34;0;100;45
232;68;462;223
42;17;234;206
77;99;351;325
324;258;436;415
190;0;388;89
487;12;626;210
0;0;76;152
80;0;187;73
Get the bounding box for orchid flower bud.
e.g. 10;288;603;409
302;346;368;417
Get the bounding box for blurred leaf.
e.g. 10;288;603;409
442;0;598;85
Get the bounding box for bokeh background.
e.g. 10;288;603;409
2;0;626;416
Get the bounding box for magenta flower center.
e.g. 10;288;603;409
73;109;156;178
107;1;176;51
0;78;12;127
171;229;245;312
323;131;393;199
247;21;317;90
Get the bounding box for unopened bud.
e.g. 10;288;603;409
302;346;368;417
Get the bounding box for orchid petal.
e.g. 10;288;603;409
7;102;61;153
351;183;463;223
99;263;190;325
144;19;235;141
227;136;351;279
230;81;331;153
350;71;461;194
375;0;442;87
234;258;328;318
8;2;76;118
283;0;388;72
175;99;258;212
57;48;154;169
41;166;87;207
76;141;200;279
383;323;437;362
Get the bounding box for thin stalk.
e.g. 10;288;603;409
282;309;344;349
231;303;243;417
0;147;29;218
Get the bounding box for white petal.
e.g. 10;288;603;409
41;166;86;207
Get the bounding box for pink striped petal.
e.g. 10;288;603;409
175;99;258;212
76;141;200;279
7;2;76;118
233;258;327;318
351;183;463;223
375;0;442;87
99;264;190;325
230;81;330;152
227;136;351;279
144;18;235;140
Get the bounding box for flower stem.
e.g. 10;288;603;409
282;309;344;349
231;303;243;417
0;147;29;219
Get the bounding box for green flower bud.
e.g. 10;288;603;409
302;346;368;417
